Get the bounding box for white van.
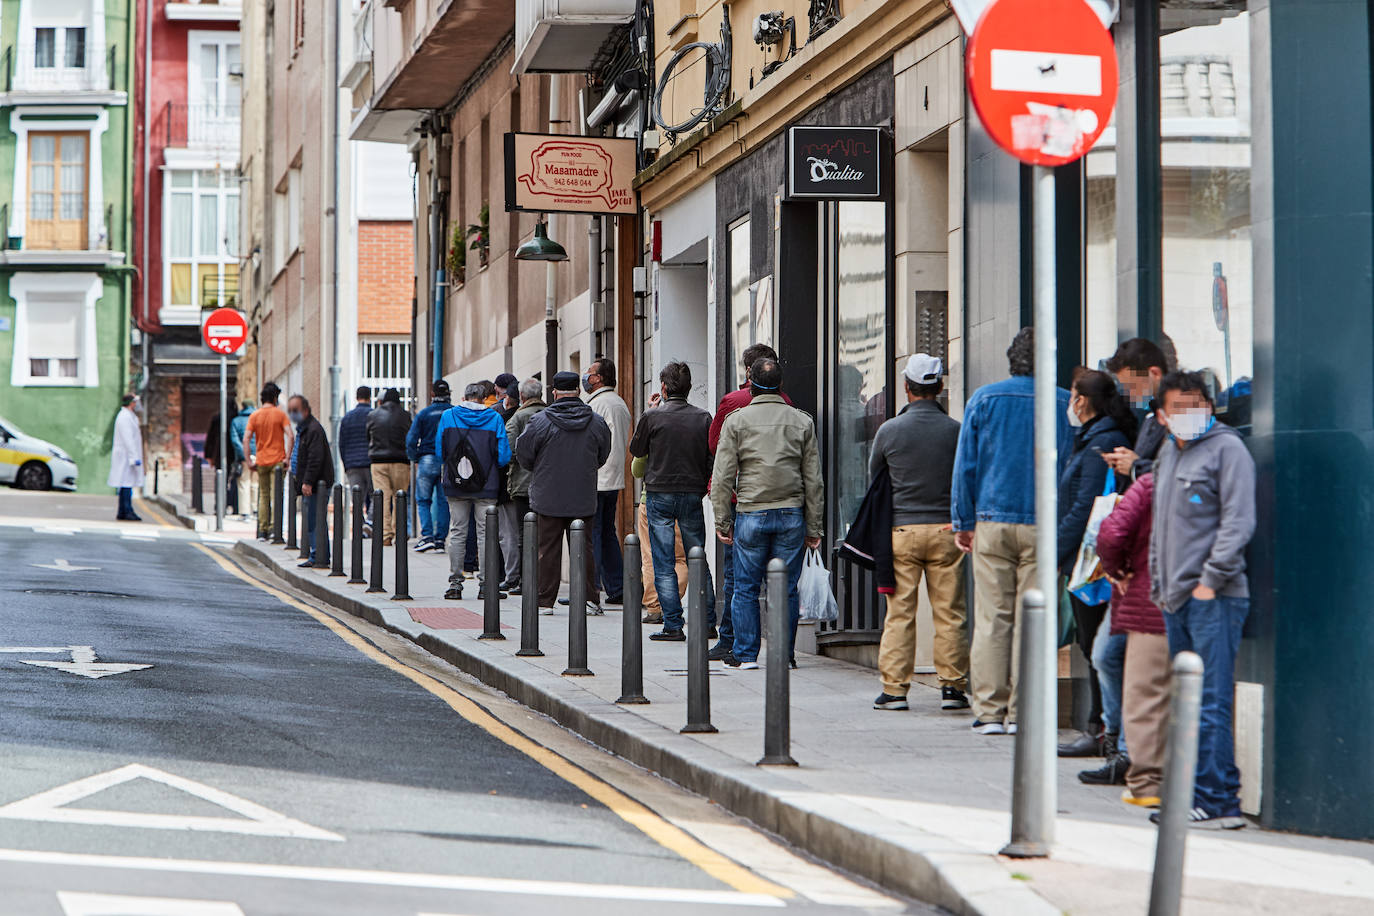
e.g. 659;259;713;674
0;415;79;490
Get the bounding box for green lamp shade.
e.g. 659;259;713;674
514;221;568;262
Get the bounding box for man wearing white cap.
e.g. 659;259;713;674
870;354;970;712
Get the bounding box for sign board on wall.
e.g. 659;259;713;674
504;133;637;216
785;126;884;200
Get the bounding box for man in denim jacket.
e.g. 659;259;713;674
951;328;1071;735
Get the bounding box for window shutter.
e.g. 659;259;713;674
28;298;80;360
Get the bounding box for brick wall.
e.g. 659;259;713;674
358;220;414;335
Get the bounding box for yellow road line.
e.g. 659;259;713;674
190;542;791;900
134;496;178;529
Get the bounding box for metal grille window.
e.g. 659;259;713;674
359;339;413;409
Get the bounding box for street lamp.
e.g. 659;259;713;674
514;218;567;262
517;215;567;389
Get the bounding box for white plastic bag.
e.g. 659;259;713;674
798;548;839;622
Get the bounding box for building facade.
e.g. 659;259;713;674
0;0;135;492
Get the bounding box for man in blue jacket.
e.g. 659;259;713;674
406;379;452;552
435;382;511;600
951;328;1072;735
337;386;374;530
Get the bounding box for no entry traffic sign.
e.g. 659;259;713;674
202;307;247;356
966;0;1117;166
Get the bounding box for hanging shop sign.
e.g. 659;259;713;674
504;133;637;216
785;126;884;200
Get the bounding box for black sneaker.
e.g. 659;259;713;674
1059;729;1109;758
708;642;734;661
476;587;507;601
297;559;315;568
1149;808;1246;830
648;629;685;641
873;693;909;710
506;584;522;596
443;585;463;600
707;626;719;640
413;537;433;552
1079;752;1131;785
558;597;571;606
941;686;971;710
604;594;623;605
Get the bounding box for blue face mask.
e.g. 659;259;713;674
288;410;303;425
581;374;595;394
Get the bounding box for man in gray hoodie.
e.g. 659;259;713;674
1149;370;1255;830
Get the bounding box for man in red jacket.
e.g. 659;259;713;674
707;343;792;661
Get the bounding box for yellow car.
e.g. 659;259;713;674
0;415;79;491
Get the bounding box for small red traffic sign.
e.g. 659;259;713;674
966;0;1117;166
202;307;247;355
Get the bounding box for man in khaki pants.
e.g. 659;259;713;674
367;388;413;546
870;355;970;712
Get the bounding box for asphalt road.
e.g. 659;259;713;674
0;493;934;916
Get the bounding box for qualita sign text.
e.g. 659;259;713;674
504;133;637;216
785;126;884;200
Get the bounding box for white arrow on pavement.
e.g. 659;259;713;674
0;646;151;679
30;558;100;572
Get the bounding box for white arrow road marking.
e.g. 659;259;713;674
29;558;100;572
58;892;245;916
0;646;152;679
34;526;79;536
0;764;343;841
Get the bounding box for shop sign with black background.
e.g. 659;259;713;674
786;126;884;200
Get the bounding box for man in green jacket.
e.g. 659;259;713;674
709;358;823;669
504;378;546;597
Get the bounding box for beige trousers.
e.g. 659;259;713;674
637;499;686;612
371;462;410;542
969;522;1038;724
1123;631;1172;799
878;524;969;694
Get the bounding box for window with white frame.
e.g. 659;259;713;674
186;32;241;150
359;339;413;409
166;169;238;310
9;273;101;388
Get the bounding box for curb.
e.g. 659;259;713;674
229;535;1056;916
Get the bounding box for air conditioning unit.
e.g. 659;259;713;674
513;0;635;75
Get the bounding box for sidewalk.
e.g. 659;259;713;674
154;495;1374;915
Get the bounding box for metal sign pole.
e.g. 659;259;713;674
216;354;227;532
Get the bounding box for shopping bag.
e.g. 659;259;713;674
1066;469;1119;607
798;548;839;622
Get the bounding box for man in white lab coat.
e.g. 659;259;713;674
109;394;145;521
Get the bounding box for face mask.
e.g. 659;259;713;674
1165;408;1212;442
581;374;595;394
1066;401;1084;428
288;410;303;425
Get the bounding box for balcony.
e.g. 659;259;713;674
341;0;374;92
0;201;122;267
366;0;513;112
0;42;117;96
164;102;241;154
165;1;242;23
513;0;634;74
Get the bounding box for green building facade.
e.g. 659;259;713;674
0;0;134;492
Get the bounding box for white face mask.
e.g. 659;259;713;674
1165;408;1212;442
1066;401;1084;428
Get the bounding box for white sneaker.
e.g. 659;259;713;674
1006;723;1018;735
738;661;759;670
539;607;554;616
973;720;1007;735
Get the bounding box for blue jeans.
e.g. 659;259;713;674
646;491;716;632
730;508;807;664
592;490;624;599
1091;609;1128;754
116;487;134;518
415;455;449;541
301;492;319;563
1164;595;1249;816
718;538;737;648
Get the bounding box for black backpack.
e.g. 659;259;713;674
444;427;488;493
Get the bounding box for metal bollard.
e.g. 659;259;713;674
299;483;312;560
153;458;160;496
758;558;795;762
391;490;412;600
1001;589;1053;857
1148;651;1206;916
285;475;298;549
517;512;542;657
617;532;648;704
191;455;204;513
480;506;504;640
272;467;285;544
682;547;716;733
215;468;225;531
348;485;366;584
330;484;345;576
313;480;330;569
366;489;385;593
563;519;592;675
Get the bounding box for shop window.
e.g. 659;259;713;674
27;133;88;250
1159;2;1252;428
727;217;752;379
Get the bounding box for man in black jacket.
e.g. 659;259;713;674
516;371;611;611
338;386;374;530
287;394;335;568
368;388;412;546
628;361;715;641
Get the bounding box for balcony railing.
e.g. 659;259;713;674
1;201;115;252
201;270;239;310
0;42;117;93
164;102;241;152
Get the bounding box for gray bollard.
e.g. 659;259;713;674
617;532;648;704
330;483;345;576
1148;651;1206;916
758;557;795;762
366;488;385;593
392;490;412;600
271;467;285;543
191;455;204;513
285;475;298;549
299;483;312;560
480;505;505;640
563;519;592;676
153;458;160;496
1001;589;1052;857
215;467;225;531
348;485;366;584
517;512;543;657
313;480;330;569
682;547;716;733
